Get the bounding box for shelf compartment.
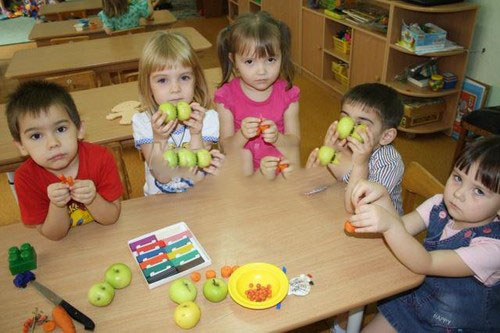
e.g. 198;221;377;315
249;0;261;12
390;43;466;57
228;1;239;21
323;47;350;63
388;80;459;98
323;52;349;94
324;19;351;60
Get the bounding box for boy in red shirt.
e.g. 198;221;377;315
7;81;123;240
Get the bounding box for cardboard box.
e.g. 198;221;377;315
400;98;445;128
400;23;447;53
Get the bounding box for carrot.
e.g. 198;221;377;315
344;221;356;233
52;306;76;333
67;176;74;186
277;163;289;172
205;269;216;279
231;265;240;273
221;266;232;278
190;272;201;282
43;320;56;332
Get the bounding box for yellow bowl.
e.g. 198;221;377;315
228;263;288;309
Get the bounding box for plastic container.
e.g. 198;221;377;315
442;72;458;89
335;72;349;90
429;74;444;92
333;36;350;54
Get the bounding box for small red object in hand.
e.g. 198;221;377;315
344;221;356;233
59;175;74;186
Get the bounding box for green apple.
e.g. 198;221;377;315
203;278;228;303
351;124;367;143
169;278;197;304
174;301;201;329
163;150;178;167
88;282;115;307
318;146;336;166
159;102;177;122
176;101;192;121
185;150;197;168
337;116;355;139
196;149;212;168
177;149;190;168
104;263;132;289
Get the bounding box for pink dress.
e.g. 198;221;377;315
215;78;300;170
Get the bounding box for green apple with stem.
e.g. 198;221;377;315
104;263;132;289
318;146;336;166
88;282;115;307
169;278;197;304
163;150;178;167
351;124;367;143
176;101;192;121
196;149;212;168
159;102;177;123
174;301;201;329
203;278;228;303
337;116;355;139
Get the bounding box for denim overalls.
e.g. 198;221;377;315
378;201;500;332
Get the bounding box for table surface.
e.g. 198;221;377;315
0;167;423;332
29;11;177;41
0;67;222;173
6;27;212;80
39;0;103;16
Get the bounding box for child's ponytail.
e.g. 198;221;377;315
278;21;295;90
217;26;233;88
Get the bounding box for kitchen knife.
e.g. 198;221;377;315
31;280;95;331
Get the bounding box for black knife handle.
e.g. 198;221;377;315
60;300;96;331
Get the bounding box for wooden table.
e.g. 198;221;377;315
30;11;177;47
0;167;423;332
0;68;222;173
39;0;103;21
6;27;212;82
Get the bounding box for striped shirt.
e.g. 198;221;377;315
342;144;404;215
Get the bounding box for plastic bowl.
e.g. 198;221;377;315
228;262;288;309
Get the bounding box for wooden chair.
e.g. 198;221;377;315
49;35;90;45
105;142;132;200
402;161;445;214
45;71;97;92
109;26;146;37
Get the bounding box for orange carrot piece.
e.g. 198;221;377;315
221;266;232;278
190;272;201;282
205;270;216;279
52;306;76;333
67;176;74;186
277;163;289;172
43;320;57;332
231;265;240;273
59;175;67;183
344;221;356;233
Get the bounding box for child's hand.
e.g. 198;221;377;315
346;126;375;165
152;109;178;140
259;156;280;180
324;121;348;153
240;117;260;140
183;102;205;135
306;148;320;168
47;183;71;208
350;179;387;209
350;204;397;233
201;149;225;176
278;158;294;179
260;119;278;144
70;179;97;206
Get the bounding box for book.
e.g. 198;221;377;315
408;76;429;88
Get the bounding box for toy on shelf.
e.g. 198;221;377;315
333;29;351;54
8;243;37;275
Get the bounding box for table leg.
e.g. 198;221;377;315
346;306;364;333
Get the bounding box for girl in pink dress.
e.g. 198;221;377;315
214;11;300;180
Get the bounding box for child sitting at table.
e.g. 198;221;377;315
6;81;123;241
348;136;500;332
98;0;153;35
307;83;404;215
132;31;223;195
215;11;300;178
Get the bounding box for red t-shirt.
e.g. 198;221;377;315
14;141;123;226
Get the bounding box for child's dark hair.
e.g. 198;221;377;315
6;80;81;142
217;11;294;89
342;83;403;129
102;0;128;18
455;135;500;194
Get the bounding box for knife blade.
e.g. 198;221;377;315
31;280;95;331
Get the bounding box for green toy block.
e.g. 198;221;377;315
8;243;37;275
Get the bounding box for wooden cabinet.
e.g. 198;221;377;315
350;29;385;87
302;9;324;78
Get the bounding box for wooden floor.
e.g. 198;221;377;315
0;15;458;331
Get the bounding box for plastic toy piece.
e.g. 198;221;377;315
344;221;356;233
8;243;37;275
13;271;36;288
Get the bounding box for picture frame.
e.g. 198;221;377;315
451;77;491;139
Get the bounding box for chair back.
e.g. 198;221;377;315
402;161;444;214
45;71;97;92
110;26;146;36
49;35;90;45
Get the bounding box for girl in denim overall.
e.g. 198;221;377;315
348;135;500;332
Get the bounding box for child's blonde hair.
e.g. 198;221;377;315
102;0;128;18
138;31;210;114
216;11;294;90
